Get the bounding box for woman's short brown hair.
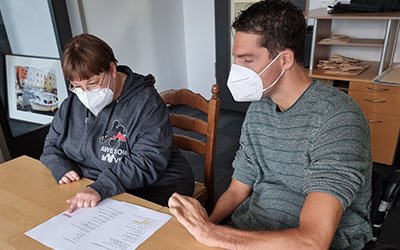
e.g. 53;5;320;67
61;33;118;81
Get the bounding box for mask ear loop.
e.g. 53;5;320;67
106;73;111;89
262;69;285;92
104;72;115;94
108;71;118;102
258;51;283;76
108;66;118;92
258;51;285;93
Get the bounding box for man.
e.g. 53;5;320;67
168;0;372;249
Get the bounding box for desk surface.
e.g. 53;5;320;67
0;156;215;250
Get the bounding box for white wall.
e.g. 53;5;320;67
65;0;400;98
66;0;216;97
308;0;400;63
0;0;59;58
182;0;216;98
66;0;187;92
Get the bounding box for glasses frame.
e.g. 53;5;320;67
68;72;109;92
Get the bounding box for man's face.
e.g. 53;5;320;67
232;31;282;91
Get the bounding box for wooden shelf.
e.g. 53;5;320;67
309;61;379;83
305;8;400;20
318;38;384;47
306;8;400;166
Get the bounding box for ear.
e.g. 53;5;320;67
109;62;117;78
280;49;295;70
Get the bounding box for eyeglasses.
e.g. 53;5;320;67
69;73;109;92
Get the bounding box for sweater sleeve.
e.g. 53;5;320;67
40;99;82;182
304;107;372;209
89;100;172;199
232;120;258;187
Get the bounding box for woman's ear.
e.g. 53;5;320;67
110;62;117;78
280;49;295;70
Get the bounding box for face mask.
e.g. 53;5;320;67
71;74;114;116
227;52;285;102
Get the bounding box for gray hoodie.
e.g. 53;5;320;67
40;66;194;201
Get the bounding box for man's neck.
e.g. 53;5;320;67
270;65;312;111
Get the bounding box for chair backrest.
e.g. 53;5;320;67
160;84;220;211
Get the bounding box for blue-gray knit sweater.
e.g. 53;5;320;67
231;81;372;249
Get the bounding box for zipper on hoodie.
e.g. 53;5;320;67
85;109;89;124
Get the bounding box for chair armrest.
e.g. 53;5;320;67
371;170;400;243
385;170;400;210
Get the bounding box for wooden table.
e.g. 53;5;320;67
0;156;215;249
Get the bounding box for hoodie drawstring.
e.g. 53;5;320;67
100;99;118;141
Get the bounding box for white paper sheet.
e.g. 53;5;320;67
25;199;171;250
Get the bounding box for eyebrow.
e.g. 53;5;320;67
87;80;99;85
71;75;100;85
233;53;255;58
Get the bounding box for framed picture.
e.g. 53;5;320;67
5;55;68;124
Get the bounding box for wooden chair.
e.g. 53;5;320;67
160;84;220;212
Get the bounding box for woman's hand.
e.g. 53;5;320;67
58;170;80;184
66;186;101;213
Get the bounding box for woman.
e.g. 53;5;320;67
40;34;194;212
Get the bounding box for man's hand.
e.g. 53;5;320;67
58;170;80;184
66;187;101;213
168;193;215;243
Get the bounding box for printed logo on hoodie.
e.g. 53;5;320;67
99;120;128;163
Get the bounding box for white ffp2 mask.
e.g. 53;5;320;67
71;75;114;116
227;52;285;102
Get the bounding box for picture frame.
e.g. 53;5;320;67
5;55;68;124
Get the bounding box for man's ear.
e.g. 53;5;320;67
280;49;295;70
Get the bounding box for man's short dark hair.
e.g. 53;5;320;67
233;0;306;64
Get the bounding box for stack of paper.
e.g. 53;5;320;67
26;199;171;250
